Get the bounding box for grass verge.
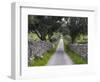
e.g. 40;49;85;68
64;40;87;64
28;45;57;66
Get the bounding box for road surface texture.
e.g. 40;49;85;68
47;39;73;65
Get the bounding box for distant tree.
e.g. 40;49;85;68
78;18;88;35
66;17;88;43
58;17;70;36
28;15;47;41
66;17;79;43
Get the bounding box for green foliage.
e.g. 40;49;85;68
63;35;71;43
64;40;87;64
50;32;61;43
75;34;88;44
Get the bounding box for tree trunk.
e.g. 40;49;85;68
40;36;46;41
34;30;41;38
48;34;52;42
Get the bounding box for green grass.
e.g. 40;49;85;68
64;40;87;64
28;45;57;66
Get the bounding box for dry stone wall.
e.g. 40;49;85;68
28;40;53;60
69;43;88;59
